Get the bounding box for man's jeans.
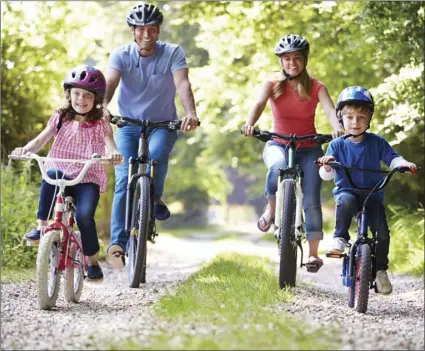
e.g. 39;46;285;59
110;124;177;251
263;141;324;241
334;191;390;270
37;169;100;256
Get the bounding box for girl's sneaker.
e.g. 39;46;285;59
23;229;41;246
86;264;104;282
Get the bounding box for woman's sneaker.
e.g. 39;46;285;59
328;237;348;255
376;270;393;295
23;229;41;247
86;264;104;282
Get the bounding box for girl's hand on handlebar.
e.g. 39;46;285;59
11;147;30;156
180;115;200;132
241;124;255;137
108;151;123;165
317;156;335;171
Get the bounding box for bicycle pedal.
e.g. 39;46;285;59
325;252;345;259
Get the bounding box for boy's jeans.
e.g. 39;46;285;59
334;191;390;270
263;141;324;241
110;124;177;252
37;169;100;256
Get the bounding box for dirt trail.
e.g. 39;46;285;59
1;233;423;350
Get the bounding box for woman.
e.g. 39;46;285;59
241;34;343;271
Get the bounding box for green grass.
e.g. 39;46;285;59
1;267;35;283
109;253;339;350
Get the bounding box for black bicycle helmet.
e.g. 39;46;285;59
126;3;163;27
275;34;310;57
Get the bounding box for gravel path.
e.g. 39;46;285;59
1;234;423;350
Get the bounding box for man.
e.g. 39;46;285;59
104;3;200;268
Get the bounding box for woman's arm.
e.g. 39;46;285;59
242;80;274;136
11;126;54;156
318;85;344;138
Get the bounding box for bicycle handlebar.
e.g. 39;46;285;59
8;153;112;188
249;129;333;145
110;115;201;130
315;160;418;192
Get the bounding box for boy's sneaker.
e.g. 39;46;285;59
23;229;41;247
376;270;393;295
328;237;348;255
86;264;104;282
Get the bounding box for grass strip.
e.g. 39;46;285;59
112;253;338;350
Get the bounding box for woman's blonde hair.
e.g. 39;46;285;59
271;54;311;101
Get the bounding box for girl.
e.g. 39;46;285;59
11;65;122;281
241;34;343;272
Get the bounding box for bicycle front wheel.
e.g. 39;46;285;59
279;179;298;288
64;231;84;303
127;177;150;288
36;231;62;310
354;244;372;313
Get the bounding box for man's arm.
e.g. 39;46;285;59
173;68;199;132
103;67;122;121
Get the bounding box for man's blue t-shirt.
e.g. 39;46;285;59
109;41;188;122
325;133;400;200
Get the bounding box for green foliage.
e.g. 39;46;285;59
388;205;424;277
1;164;39;268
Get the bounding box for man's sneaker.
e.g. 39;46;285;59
23;229;41;247
328;237;348;255
107;244;125;269
376;270;393;295
86;264;104;282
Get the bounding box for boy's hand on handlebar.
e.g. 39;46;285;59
398;161;417;172
241;125;255;137
332;129;345;139
317;156;335;171
180;115;200;132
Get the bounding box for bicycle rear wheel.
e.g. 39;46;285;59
127;177;150;288
279;179;298;288
64;231;84;303
36;231;62;310
354;244;371;313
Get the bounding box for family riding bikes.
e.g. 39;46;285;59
241;33;417;311
9;2;416;312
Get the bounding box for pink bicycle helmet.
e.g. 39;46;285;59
63;65;106;97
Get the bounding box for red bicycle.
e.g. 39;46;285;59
9;152;111;310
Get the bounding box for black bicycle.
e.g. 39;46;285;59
251;130;332;288
317;161;417;313
111;116;200;288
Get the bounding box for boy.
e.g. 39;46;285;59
318;86;416;295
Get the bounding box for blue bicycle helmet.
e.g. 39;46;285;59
336;86;374;119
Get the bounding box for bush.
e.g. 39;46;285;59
1;164;40;268
388;205;424;277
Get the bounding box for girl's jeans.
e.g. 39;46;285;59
110;125;177;252
334;191;390;271
263;141;324;241
37;169;100;257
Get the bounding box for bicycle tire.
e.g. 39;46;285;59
64;231;84;303
127;177;150;288
354;244;371;313
279;179;298;288
347;254;355;308
36;231;61;310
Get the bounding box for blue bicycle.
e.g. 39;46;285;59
319;161;417;313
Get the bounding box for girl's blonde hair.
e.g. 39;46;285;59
271;69;312;101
